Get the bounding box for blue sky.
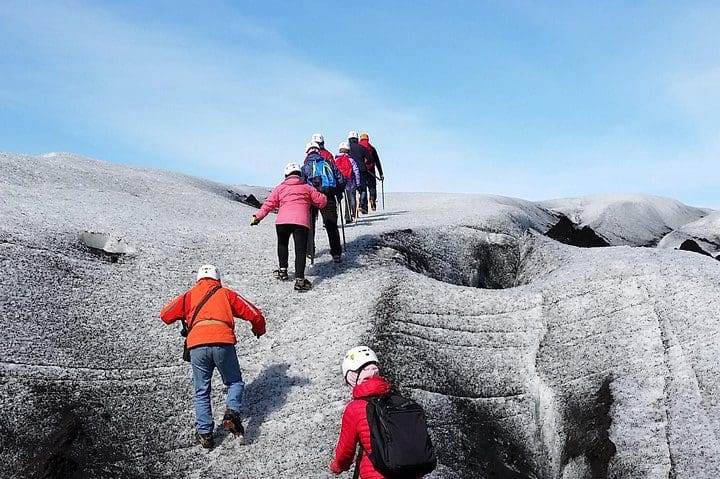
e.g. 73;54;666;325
1;1;719;206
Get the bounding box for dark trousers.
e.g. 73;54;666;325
360;171;377;210
276;224;309;278
365;170;378;202
344;188;358;221
308;196;342;258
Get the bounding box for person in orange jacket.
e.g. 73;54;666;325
160;264;266;449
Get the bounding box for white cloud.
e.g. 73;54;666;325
1;1;718;207
1;1;483;191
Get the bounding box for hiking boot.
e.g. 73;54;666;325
294;278;312;291
222;409;245;438
196;432;215;449
360;208;368;215
370;199;377;211
273;268;289;281
332;255;342;263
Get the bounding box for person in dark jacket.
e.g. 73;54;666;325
301;143;346;263
347;130;373;215
359;132;384;212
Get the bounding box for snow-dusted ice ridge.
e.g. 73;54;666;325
2;152;720;478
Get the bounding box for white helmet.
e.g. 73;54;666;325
348;130;358;139
311;133;324;143
284;162;301;176
305;141;319;153
338;141;349;152
196;264;220;281
342;346;378;383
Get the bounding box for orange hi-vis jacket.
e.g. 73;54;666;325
160;278;266;349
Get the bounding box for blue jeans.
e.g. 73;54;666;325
190;344;245;434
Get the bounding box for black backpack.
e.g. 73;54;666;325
363;394;437;478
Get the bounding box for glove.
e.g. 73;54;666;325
329;460;343;474
379;175;384;181
250;215;260;226
254;331;264;339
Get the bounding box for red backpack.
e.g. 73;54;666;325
334;154;353;180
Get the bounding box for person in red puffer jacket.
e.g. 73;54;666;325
330;346;395;479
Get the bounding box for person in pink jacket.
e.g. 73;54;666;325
251;162;327;291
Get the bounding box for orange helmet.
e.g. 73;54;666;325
359;132;369;140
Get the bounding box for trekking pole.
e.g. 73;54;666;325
381;178;385;210
309;208;316;265
343;190;350;225
338;196;346;252
355;190;360;222
367;171;385;211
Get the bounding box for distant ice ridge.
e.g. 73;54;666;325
540;193;709;246
1;151;719;478
657;211;720;258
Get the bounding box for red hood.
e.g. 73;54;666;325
352;376;391;399
359;139;371;149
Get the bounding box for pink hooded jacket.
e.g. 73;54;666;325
255;175;327;228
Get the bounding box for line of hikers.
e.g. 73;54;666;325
158;133;441;477
251;130;386;292
309;130;385;217
160;266;436;478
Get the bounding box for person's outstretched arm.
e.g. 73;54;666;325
160;293;186;324
227;290;266;337
255;185;281;222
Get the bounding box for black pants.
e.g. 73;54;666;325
308;195;342;258
365;171;378;201
360;171;377;210
276;224;309;278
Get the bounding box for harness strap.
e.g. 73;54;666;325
183;285;222;334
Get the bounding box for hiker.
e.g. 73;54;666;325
250;162;327;291
160;264;266;449
334;141;361;223
359;133;384;212
302;142;346;263
347;131;373;215
311;132;336;165
330;346;436;478
330;346;387;477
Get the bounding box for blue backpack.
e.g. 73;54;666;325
309;159;337;190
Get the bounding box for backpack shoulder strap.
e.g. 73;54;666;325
312;159;324;176
187;285;222;331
